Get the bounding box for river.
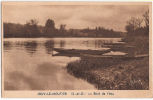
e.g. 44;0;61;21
3;38;123;90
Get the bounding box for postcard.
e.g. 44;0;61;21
1;1;153;98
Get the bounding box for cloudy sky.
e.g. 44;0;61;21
3;4;149;31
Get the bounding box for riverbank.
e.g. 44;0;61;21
67;56;149;90
66;35;149;90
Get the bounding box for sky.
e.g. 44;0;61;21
3;4;149;32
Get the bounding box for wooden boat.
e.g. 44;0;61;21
53;48;111;55
53;48;148;60
81;53;148;60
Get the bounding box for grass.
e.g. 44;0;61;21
123;35;149;55
67;56;149;90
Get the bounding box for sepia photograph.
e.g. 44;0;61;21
1;1;152;98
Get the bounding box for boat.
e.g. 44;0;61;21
53;48;111;55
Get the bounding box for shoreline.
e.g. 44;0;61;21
67;56;149;90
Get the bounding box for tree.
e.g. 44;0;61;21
24;19;40;37
125;17;143;33
60;24;66;32
44;19;56;36
59;24;67;36
143;10;149;28
26;19;38;26
135;18;143;28
143;10;149;34
45;19;55;29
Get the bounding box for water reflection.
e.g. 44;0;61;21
44;40;66;55
94;40;114;48
4;38;123;90
95;40;103;48
15;41;25;47
4;41;12;51
4;38;122;56
24;41;38;55
44;40;54;54
60;40;65;48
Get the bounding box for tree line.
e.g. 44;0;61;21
4;9;148;38
4;19;123;38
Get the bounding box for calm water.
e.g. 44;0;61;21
3;38;122;90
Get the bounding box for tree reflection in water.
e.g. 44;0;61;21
4;41;12;52
44;40;54;55
24;41;38;56
60;40;65;48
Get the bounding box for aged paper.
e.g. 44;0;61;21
1;1;153;98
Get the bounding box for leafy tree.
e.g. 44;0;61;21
45;19;55;29
44;19;56;36
24;19;40;37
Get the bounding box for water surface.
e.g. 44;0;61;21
4;38;122;90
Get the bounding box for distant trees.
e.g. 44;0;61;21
24;19;40;37
60;24;66;32
4;19;41;37
125;10;149;35
80;26;122;37
59;24;67;36
4;18;123;38
44;19;56;36
4;23;24;37
45;19;55;29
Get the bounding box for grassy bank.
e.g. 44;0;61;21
67;56;149;90
123;35;149;55
66;34;149;90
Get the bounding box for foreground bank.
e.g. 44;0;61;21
67;55;149;90
66;34;149;90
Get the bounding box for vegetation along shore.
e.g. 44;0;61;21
66;10;149;90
